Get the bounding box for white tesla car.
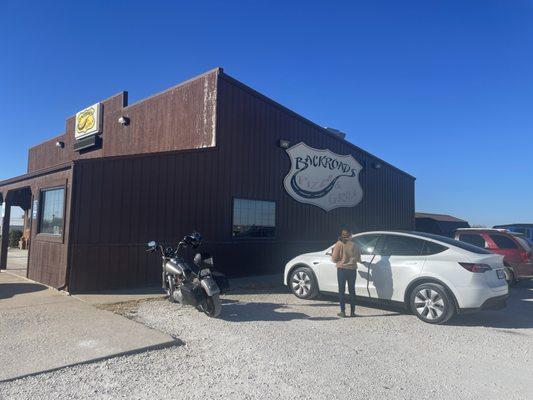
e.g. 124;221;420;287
284;231;509;324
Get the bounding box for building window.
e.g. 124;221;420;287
39;188;65;236
233;198;275;239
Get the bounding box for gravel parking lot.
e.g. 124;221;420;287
1;282;532;400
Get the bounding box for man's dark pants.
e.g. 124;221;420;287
337;268;357;313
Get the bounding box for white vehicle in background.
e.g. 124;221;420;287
284;231;509;324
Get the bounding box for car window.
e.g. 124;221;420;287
414;232;493;254
515;237;531;251
352;235;381;255
379;235;426;256
489;234;518;249
421;241;448;255
458;233;487;249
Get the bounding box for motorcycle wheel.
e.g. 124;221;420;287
202;294;221;318
166;287;177;303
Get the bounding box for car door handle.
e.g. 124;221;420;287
312;261;320;265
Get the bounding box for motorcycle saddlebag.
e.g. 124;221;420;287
180;282;206;306
212;271;230;294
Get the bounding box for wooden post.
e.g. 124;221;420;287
0;199;11;270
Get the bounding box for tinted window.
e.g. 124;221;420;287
414;232;493;254
39;188;65;235
379;235;425;256
232;199;275;239
458;233;486;249
489;234;518;249
353;235;380;255
421;241;448;255
515;237;531;251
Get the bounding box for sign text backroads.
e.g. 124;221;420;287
283;142;363;211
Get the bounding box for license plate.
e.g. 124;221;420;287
497;269;505;279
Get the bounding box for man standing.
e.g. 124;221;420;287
331;227;361;318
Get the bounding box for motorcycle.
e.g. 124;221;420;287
147;232;229;318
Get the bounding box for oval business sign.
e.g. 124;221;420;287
283;142;364;211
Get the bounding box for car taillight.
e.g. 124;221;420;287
459;262;491;273
520;251;531;263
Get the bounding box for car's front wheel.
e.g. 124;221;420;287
409;283;455;324
289;267;319;299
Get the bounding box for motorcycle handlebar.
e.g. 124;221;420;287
147;239;195;258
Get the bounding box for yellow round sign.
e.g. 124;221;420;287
76;108;96;134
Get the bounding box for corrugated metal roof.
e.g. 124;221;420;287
415;212;467;223
493;223;533;229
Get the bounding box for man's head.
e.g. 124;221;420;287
339;226;352;241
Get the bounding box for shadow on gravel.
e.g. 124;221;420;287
0;282;47;299
219;301;337;322
226;286;288;295
448;282;533;329
307;294;406;315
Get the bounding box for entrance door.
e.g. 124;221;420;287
1;187;33;277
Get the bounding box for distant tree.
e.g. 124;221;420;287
9;230;23;248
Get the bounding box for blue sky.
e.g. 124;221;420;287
1;0;532;226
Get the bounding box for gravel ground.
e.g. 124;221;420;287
1;282;533;400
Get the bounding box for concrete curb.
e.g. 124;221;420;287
1;270;69;295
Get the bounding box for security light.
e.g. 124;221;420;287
278;139;291;149
118;116;130;126
55;141;65;148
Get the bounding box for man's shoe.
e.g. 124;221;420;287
350;312;357;317
337;311;346;318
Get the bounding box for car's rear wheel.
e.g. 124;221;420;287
289;267;319;299
409;283;455;324
505;264;517;286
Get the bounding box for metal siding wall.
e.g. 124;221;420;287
0;168;73;288
216;74;415;240
27;70;218;173
66;72;415;292
68;149;226;292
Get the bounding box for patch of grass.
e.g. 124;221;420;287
96;297;166;318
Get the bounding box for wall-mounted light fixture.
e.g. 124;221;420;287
372;162;382;169
118;116;130;126
278;139;291;149
55;141;65;149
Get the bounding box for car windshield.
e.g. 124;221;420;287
414;232;493;254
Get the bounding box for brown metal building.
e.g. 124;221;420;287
0;68;415;292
